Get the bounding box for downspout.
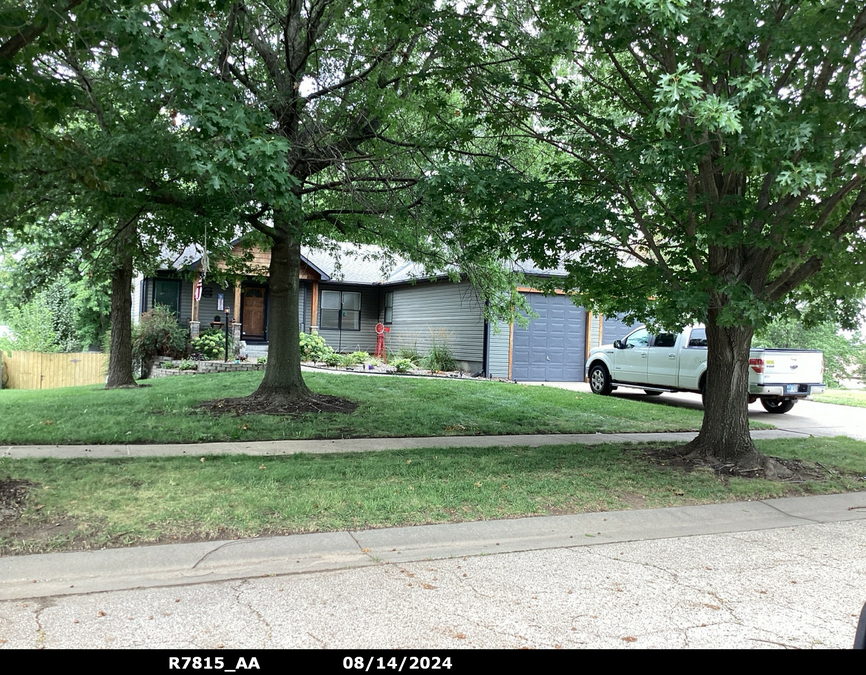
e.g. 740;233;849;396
480;299;490;378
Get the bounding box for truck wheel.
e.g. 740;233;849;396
589;364;613;395
760;398;796;414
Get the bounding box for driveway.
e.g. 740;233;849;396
523;381;866;442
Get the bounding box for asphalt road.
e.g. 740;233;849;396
526;381;866;441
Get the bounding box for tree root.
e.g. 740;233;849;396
638;445;822;482
196;392;357;416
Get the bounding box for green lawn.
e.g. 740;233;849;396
1;436;862;555
0;370;756;445
812;389;866;408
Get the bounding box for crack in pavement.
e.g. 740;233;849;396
191;538;263;570
757;499;823;524
230;579;274;645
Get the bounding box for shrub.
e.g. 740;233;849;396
423;331;457;372
177;359;197;371
337;353;357;367
133;305;189;377
322;351;341;367
300;332;334;361
348;351;370;365
393;358;415;373
394;348;422;365
191;328;233;360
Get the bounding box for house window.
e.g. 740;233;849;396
321;290;361;331
384;291;393;324
153;279;180;316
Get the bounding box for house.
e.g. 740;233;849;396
133;242;634;381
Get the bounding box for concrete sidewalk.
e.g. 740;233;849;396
2;491;865;602
1;428;810;459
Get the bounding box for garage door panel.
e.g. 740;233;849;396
512;293;586;382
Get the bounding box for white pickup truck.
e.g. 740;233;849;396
584;325;826;413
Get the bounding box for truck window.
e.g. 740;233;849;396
653;333;677;348
623;328;650;348
688;328;707;348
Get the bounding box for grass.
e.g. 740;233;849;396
2;436;863;555
0;370;772;445
812;389;866;408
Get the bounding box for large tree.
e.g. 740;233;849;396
441;0;866;467
2;5;237;387
142;0;489;406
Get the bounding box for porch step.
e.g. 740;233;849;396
244;344;269;359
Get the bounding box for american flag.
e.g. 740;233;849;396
194;273;203;302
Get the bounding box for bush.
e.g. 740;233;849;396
337;353;357;367
176;359;197;371
394;348;421;365
133;305;189;377
191;328;233;360
322;351;341;367
348;351;370;365
393;358;415;373
423;332;457;372
300;332;334;361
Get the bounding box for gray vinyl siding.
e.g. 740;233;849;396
386;281;485;370
588;313;601;350
131;276;143;326
487;321;510;379
300;282;310;332
316;284;379;353
197;284;222;327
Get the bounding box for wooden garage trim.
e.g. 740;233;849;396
515;286;567;295
508;320;514;380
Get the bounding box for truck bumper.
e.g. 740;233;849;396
749;383;827;397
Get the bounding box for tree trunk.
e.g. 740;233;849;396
105;220;138;388
250;211;312;401
683;305;760;466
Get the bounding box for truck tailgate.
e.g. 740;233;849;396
750;349;823;383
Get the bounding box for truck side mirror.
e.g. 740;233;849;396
613;340;623;349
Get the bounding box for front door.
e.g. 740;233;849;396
242;287;266;339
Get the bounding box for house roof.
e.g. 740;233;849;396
158;239;569;285
301;243;407;285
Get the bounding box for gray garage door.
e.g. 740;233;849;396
511;293;586;382
602;313;637;346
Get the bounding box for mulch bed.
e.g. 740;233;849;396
0;477;35;522
633;446;827;482
195;394;357;417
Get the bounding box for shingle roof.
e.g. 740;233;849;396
301;243;406;284
161;239;569;285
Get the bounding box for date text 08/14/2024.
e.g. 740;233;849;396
343;657;453;671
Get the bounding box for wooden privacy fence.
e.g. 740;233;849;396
0;351;107;390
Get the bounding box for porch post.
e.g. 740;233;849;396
191;278;200;322
233;282;242;325
310;280;319;332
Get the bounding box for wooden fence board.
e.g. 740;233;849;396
0;351;107;390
